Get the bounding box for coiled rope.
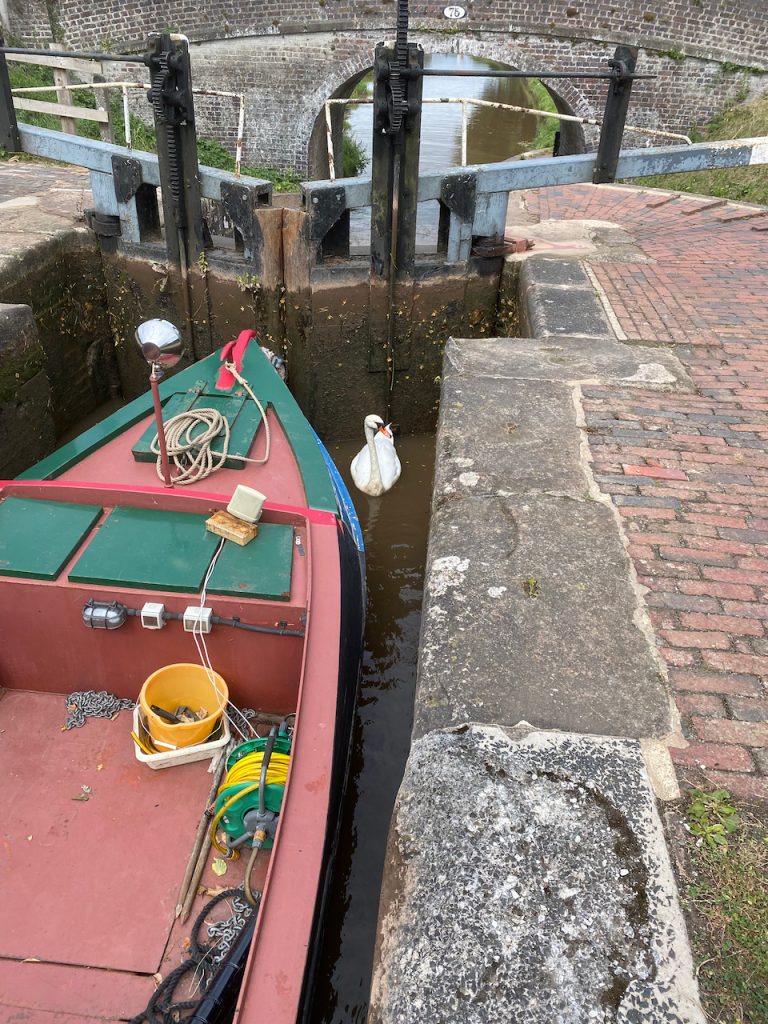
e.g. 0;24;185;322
151;361;271;485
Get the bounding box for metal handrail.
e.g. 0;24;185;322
0;45;150;65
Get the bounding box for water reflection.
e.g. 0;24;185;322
312;434;436;1024
345;52;543;174
345;53;544;248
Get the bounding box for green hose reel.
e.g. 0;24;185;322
214;734;292;850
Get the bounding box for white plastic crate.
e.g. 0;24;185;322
132;706;230;770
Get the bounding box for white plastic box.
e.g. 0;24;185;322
132;706;230;770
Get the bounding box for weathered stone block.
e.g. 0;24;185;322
370;726;705;1024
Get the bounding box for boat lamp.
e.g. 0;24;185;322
135;319;183;488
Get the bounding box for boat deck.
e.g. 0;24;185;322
0;689;269;1022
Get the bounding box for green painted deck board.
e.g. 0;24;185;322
20;345;339;515
0;498;102;581
207;524;294;601
69;507;219;592
131;388;264;469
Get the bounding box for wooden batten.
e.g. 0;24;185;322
13;97;109;122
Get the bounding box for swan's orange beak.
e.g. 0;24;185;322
378;425;392;438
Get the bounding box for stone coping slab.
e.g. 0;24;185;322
370;726;705;1024
420;333;685;740
443;335;692;391
416;492;671;739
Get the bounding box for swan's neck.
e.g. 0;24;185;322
366;426;383;489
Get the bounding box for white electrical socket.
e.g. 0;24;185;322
183;606;213;634
140;602;166;629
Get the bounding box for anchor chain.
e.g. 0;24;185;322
207;889;254;965
64;690;135;730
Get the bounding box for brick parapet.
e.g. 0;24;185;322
3;2;767;66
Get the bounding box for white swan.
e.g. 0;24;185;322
350;415;402;496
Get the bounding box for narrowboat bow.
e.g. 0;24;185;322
0;330;365;1023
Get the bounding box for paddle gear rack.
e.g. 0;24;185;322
373;0;415;136
146;34;206;266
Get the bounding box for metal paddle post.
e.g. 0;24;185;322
369;0;423;411
146;33;211;359
593;45;639;184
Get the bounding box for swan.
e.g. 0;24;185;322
350;415;401;496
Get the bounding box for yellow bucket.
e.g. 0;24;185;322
139;663;229;749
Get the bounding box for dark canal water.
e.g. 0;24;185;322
312;433;436;1024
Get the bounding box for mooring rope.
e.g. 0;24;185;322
128;887;255;1024
151;361;271;485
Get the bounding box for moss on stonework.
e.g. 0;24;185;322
0;347;45;404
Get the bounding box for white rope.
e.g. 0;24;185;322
191;537;252;743
153;359;274;742
151;361;271;485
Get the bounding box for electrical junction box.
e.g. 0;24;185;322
183;606;213;634
141;602;166;629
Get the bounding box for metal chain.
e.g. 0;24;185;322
64;690;135;730
207;890;255;965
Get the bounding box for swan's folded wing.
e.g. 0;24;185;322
350;445;372;490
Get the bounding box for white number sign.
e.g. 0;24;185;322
443;5;467;19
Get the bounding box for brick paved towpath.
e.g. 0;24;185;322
522;183;768;801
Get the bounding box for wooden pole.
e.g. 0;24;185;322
50;43;76;135
175;748;229;916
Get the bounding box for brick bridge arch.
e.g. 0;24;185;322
3;1;766;175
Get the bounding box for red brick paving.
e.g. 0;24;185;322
525;183;768;802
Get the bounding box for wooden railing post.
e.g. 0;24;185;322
50;43;76;135
93;73;114;143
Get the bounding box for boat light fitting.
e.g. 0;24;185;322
82;599;128;630
135;319;183;372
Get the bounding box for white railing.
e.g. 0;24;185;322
323;96;692;179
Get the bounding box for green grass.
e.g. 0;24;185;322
630;86;768;206
529;79;560;153
2;62;301;190
342;133;368;177
195;135;301;191
682;789;768;1023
